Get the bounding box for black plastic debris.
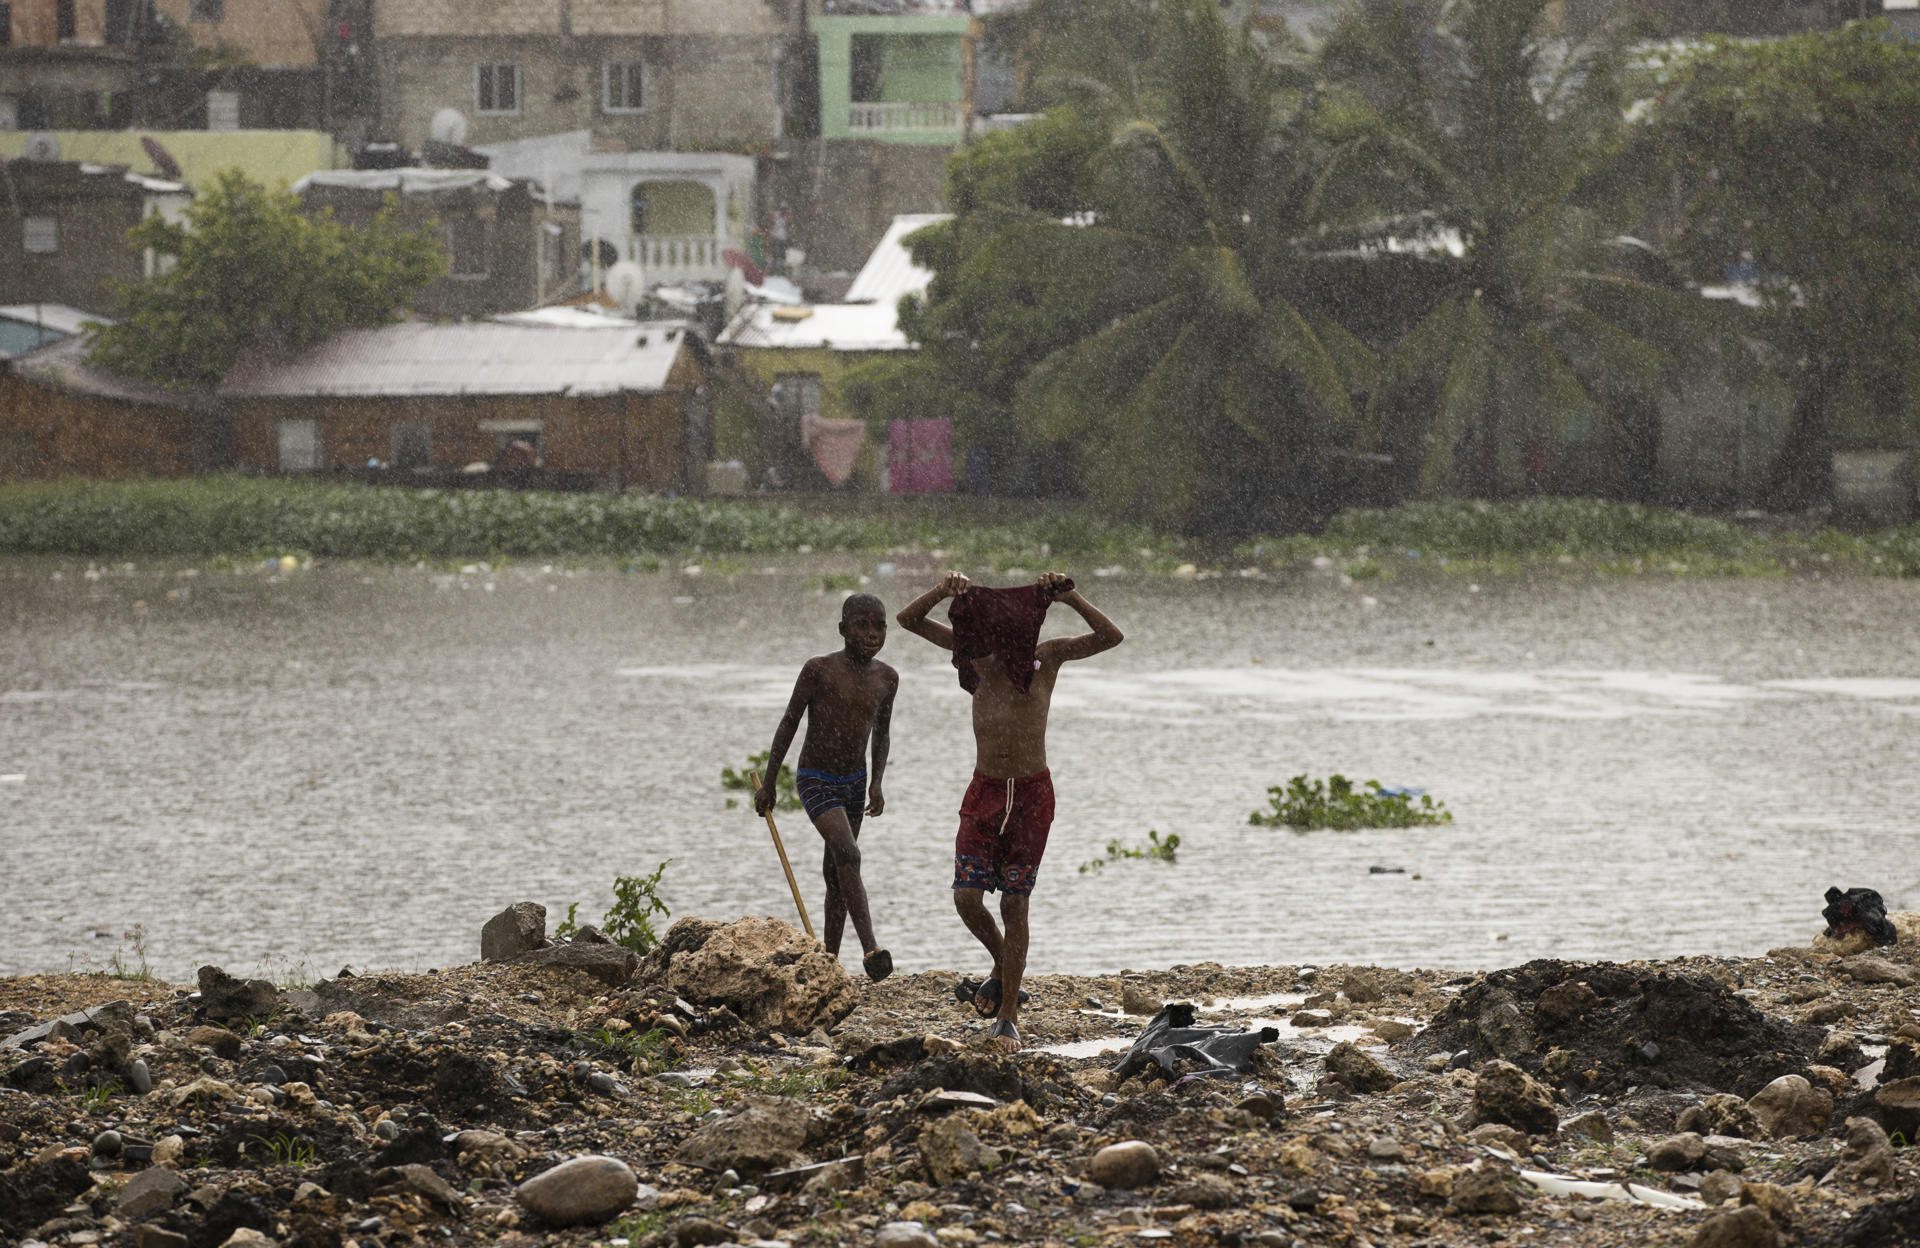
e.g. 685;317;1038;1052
1112;1003;1279;1083
1823;887;1898;947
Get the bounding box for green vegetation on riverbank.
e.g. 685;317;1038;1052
0;477;1164;565
4;480;1920;577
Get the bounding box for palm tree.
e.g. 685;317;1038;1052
1312;0;1727;498
923;0;1374;534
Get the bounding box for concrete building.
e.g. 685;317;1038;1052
293;168;583;319
0;155;191;316
813;3;975;146
370;0;798;155
0;0;148;130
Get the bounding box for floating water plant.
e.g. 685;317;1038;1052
721;752;800;811
1079;830;1180;873
1250;776;1452;830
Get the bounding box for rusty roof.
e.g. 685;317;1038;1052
219;321;693;398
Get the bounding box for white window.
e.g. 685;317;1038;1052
773;373;822;421
476;63;520;115
206;89;240;130
23;217;57;254
604;61;645;113
277;419;323;472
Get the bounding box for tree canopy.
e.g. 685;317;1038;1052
1649;20;1920;487
89;171;447;390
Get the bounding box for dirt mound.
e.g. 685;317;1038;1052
1406;960;1835;1097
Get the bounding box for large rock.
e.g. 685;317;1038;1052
1088;1140;1160;1189
514;1155;639;1227
1836;1116;1896;1186
652;916;859;1033
1472;1060;1559;1135
919;1115;999;1185
1872;1076;1920;1139
509;942;638;987
482;902;548;962
1648;1133;1708;1172
1692;1206;1783;1248
1447;1162;1523;1215
1677;1094;1767;1141
1324;1042;1396;1093
874;1223;938;1248
675;1099;811;1175
1;1000;136;1051
1746;1075;1831;1139
117;1166;188;1219
196;966;278;1022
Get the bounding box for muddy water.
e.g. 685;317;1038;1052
3;558;1917;981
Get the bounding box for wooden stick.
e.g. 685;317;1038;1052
751;770;816;940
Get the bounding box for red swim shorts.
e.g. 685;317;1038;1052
953;769;1055;895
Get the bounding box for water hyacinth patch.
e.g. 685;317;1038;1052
0;478;1168;564
1250;775;1452;831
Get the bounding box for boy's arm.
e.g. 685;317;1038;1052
866;671;896;817
756;660;818;816
895;571;969;651
1036;575;1124;664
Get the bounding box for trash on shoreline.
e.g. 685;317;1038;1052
1823;886;1899;948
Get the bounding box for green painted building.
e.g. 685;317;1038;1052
814;13;976;145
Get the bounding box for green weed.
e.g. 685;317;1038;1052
1079;830;1180;873
573;1026;682;1075
722;751;801;811
1250;776;1452;830
612;1212;671;1241
553;901;582;941
554;860;675;956
726;1067;849;1098
247;1132;316;1167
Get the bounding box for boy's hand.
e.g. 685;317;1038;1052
866;784;886;817
1038;571;1073;600
753;782;778;817
939;571;972;599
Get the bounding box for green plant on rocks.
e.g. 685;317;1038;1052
573;1025;681;1074
1079;830;1180;873
247;1132;317;1168
1250;775;1452;830
604;861;674;954
723;751;800;811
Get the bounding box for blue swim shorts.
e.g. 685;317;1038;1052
796;768;866;830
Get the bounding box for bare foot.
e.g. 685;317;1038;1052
986;1018;1021;1053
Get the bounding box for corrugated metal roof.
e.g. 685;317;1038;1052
219;322;691;398
0;304;110;337
720;213;949;352
844;213;950;304
7;334;201;408
292;169;517;196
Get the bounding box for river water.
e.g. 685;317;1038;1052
3;557;1917;982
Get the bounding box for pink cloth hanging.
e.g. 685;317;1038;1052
803;412;866;487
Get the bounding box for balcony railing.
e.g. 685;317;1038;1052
626;235;724;282
848;101;964;133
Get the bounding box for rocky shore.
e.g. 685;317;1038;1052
4;911;1918;1248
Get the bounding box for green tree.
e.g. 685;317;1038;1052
885;0;1370;533
1649;21;1920;502
88;171;447;389
1314;0;1720;498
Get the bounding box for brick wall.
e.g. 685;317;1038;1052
0;164;146;316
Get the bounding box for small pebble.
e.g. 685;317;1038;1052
128;1060;152;1095
92;1130;123;1158
260;1066;287;1085
588;1072;618;1095
374;1119;400;1141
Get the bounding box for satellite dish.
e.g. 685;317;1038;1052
429;108;470;146
23;132;62;163
139;135;183;180
605;261;646;313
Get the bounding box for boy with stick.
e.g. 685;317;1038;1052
756;594;897;981
897;570;1124;1050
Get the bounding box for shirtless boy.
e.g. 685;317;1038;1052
897;571;1124;1050
756;593;898;982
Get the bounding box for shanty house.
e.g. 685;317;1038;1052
293;168;583;320
218;320;712;493
0;332;215;480
0;157;191;316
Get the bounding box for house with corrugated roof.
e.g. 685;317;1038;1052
715;211;947;489
218;320;711;492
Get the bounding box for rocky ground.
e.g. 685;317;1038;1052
3;912;1919;1248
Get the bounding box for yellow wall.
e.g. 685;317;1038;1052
0;131;345;191
720;346;890;488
